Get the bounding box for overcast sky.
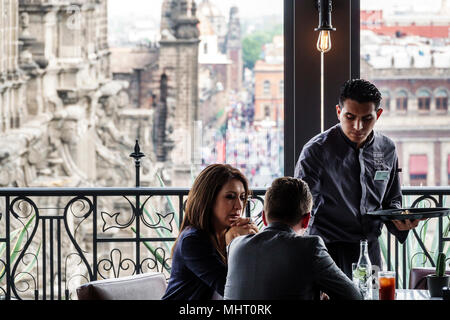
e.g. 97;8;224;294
108;0;283;21
108;0;444;21
361;0;442;12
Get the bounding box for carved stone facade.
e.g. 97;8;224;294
0;0;157;189
108;1;244;186
155;0;201;186
224;6;242;93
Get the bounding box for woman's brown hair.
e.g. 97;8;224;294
172;164;250;263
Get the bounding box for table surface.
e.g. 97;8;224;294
393;289;443;300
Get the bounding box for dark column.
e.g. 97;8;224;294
284;0;359;176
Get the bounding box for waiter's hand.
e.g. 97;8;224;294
392;219;421;231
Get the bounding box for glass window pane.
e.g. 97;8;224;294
0;1;283;190
110;0;284;187
361;0;450;187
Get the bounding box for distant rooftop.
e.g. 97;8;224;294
110;47;158;74
361;30;450;69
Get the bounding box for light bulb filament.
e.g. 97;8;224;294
317;30;332;53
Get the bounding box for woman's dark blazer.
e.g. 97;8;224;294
162;226;226;300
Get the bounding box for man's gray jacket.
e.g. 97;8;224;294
224;222;362;300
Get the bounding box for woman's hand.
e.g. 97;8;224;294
225;218;259;246
233;217;259;234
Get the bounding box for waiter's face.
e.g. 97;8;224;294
336;99;383;148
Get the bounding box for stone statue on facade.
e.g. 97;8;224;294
94;91;134;187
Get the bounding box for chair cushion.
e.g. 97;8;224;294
76;272;167;300
409;267;450;289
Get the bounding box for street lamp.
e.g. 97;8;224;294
315;0;336;133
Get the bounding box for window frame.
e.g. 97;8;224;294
417;89;431;112
436;96;448;111
435;89;448;112
395;90;408;112
263;80;271;96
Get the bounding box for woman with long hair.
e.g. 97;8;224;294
162;164;258;300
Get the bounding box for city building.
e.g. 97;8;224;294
361;6;450;186
361;0;450;38
1;0;448;302
107;0;247;183
106;0;202;186
253;35;284;126
197;0;232;126
110;46;159;110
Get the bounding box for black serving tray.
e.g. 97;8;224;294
366;207;450;221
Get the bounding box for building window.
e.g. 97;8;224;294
279;80;284;97
361;1;449;190
409;154;427;186
396;90;408;111
436;89;448;112
263;80;271;95
383;97;390;111
264;105;271;118
417;89;431;111
381;90;390;111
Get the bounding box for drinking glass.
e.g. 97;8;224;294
378;271;396;300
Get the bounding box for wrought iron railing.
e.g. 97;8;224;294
385;187;450;289
0;185;267;300
0;143;448;299
1;188;448;299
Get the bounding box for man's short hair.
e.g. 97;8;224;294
264;177;313;226
339;79;382;110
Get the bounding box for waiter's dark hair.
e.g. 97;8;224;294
264;177;312;226
339;79;382;110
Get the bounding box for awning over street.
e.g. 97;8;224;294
409;155;428;175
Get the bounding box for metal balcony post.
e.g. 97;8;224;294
130;140;145;274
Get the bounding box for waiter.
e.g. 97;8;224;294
294;79;420;278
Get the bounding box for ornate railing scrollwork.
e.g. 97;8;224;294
64;253;90;300
101;195;176;233
139;196;175;232
68;197;92;243
247;195;265;227
410;194;439;209
140;246;171;274
97;248;136;279
0;258;6;297
0;186;448;298
409;194;441;268
9;196;40;300
12;271;38;299
63;196;94;281
101;196;136;232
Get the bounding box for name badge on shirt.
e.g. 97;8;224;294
374;170;390;181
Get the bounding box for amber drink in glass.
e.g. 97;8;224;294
378;271;395;300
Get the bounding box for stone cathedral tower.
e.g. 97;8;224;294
158;0;200;186
224;6;242;93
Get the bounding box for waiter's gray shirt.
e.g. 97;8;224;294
294;124;408;243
